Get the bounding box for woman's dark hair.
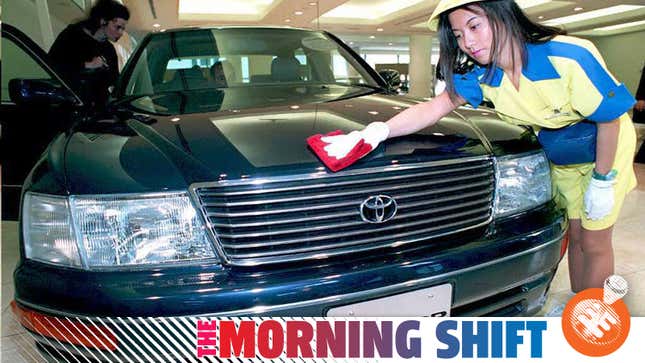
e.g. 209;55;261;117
437;0;565;103
85;0;130;33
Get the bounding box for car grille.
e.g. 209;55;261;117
192;157;495;266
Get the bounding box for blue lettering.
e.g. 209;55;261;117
436;320;460;359
462;321;489;358
526;321;546;358
435;320;547;358
505;321;525;358
491;321;503;358
396;320;421;358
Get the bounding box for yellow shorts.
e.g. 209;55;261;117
551;114;637;230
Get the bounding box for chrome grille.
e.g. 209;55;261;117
193;157;495;266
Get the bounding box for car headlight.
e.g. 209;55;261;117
23;192;217;268
493;152;552;217
23;194;82;267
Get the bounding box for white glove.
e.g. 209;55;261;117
583;176;615;220
320;122;390;159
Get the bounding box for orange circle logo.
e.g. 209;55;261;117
561;287;630;356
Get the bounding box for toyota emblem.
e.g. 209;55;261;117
360;195;397;224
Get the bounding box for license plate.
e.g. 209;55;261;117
326;283;452;317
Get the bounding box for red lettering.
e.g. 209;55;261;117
219;321;256;358
316;321;346;358
349;321;361;358
196;330;217;346
286;321;314;358
196;346;218;358
257;320;284;359
196;320;218;358
197;320;217;330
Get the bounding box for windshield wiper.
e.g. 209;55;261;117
348;83;384;90
329;82;384;91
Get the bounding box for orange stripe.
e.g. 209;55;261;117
11;301;117;351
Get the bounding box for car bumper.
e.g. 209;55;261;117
14;204;566;319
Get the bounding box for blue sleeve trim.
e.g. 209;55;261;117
452;71;483;108
587;83;636;122
546;41;636;120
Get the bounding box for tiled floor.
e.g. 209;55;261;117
1;163;644;361
1;218;44;362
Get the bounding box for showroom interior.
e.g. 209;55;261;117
1;0;644;361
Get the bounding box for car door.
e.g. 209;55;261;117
1;24;82;220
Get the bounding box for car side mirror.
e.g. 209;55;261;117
9;78;81;107
378;69;402;92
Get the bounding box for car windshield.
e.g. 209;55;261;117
120;28;381;114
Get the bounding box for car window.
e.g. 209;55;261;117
331;49;369;85
1;37;53;102
123;28;379;96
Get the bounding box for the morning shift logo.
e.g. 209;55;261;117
562;275;631;356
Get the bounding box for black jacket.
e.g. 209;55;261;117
634;63;645;124
48;22;119;107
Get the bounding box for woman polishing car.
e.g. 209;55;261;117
312;0;637;294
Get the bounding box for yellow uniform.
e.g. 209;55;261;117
453;35;637;230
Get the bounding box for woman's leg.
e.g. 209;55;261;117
567;219;584;293
579;225;615;289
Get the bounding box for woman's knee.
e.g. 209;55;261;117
580;227;614;255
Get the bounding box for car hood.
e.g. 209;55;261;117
60;89;531;194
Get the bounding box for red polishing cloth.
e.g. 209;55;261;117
306;130;373;172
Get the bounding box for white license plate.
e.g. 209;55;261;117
326;283;452;317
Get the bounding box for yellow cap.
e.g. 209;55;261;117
427;0;483;31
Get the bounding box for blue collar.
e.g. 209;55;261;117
523;42;561;81
477;41;561;87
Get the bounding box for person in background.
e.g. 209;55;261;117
210;60;236;88
48;0;129;108
634;63;645;163
317;0;637;300
633;63;644;124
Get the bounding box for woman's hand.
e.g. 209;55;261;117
584;174;615;220
321;122;389;159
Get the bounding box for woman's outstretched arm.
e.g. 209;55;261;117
386;91;465;138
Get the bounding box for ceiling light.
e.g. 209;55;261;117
592;19;645;32
349;41;354;45
543;5;644;26
309;2;317;5
538;15;544;19
369;35;375;39
377;28;384;32
160;29;166;32
515;0;551;9
321;0;425;20
388;42;393;45
179;0;275;16
294;11;304;15
153;23;161;28
573;7;583;12
285;19;291;22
